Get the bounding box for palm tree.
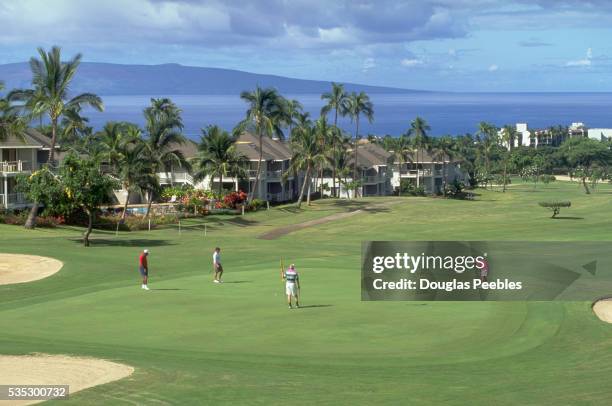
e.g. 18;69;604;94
96;122;137;173
329;144;352;199
116;139;150;221
476;121;499;189
192;125;247;195
500;125;516;192
285;123;326;207
346;91;374;198
321;83;349;197
8;46;103;164
313;116;336;195
408;116;431;188
60;106;91;146
284;99;303;137
235;87;286;200
142;99;190;217
392;135;412;196
431;136;456;195
0;81;27;142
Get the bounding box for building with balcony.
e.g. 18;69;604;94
0;129;54;210
391;148;467;195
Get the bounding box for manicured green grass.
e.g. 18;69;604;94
1;180;611;405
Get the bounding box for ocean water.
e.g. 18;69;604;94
83;92;612;140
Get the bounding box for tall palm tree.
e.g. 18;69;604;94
116;139;150;220
500;125;516;192
321;83;349;197
392;134;412;196
142;99;190;217
235;87;286;200
431;136;456;195
329;144;352;199
192;125;247;195
285;123;326;207
346;91;374;198
476;121;499;188
313;116;335;195
8;46;103;164
284;98;303;137
408;116;431;188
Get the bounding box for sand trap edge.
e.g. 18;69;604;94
0;254;63;286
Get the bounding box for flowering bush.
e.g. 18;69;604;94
223;191;248;209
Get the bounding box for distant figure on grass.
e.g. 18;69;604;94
283;264;300;309
139;249;150;290
480;258;489;282
213;247;223;283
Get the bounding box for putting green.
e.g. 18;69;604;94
0;180;611;405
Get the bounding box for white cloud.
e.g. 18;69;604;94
362;57;376;72
488;64;499;72
401;58;424;67
566;47;593;67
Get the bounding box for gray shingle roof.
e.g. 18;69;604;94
0;128;53;149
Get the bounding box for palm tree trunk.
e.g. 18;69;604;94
145;190;153;218
353;115;360;198
307;171;312;206
121;189;130;221
252;134;263;201
443;161;448;196
297;165;310;208
24;201;39;229
218;173;223;196
83;208;93;247
502;161;507;192
48;116;58;164
582;177;591;194
332;109;338;198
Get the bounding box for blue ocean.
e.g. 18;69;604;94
84;92;612;140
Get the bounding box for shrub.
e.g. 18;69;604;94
223;191;248;209
444;180;467;199
249;198;266;211
400;179;425;196
538;201;571;218
540;174;556;184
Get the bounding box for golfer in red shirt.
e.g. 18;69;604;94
139;249;150;290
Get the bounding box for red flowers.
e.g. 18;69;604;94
223;191;248;208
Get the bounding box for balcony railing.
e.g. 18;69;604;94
266;190;294;202
362;175;384;183
158;172;194;185
0;160;32;173
0;193;28;207
266;170;284;179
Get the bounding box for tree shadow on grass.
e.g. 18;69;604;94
223;280;253;284
278;206;304;214
151;288;188;291
69;238;175;247
552;216;584;220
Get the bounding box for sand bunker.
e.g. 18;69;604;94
593;299;612;323
0;354;134;405
0;254;63;285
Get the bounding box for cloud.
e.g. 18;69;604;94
565;47;593;67
362;57;376;72
401;58;424;67
488;64;499;72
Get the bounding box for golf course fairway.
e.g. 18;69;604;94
1;180;612;405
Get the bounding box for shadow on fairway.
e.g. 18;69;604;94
222;280;253;284
298;304;333;309
69;238;175;247
151;288;188;291
552;216;585;220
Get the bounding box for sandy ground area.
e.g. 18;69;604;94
0;254;63;285
0;354;134;405
593;299;612;323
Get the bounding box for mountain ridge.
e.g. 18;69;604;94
0;62;426;96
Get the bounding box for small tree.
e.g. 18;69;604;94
538;201;571;218
16;168;63;223
60;154;118;246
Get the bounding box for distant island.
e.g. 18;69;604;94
0;62;424;96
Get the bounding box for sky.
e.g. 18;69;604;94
1;0;612;92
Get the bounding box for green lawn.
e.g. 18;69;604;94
1;180;612;405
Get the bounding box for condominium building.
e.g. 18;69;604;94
0;129;54;209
